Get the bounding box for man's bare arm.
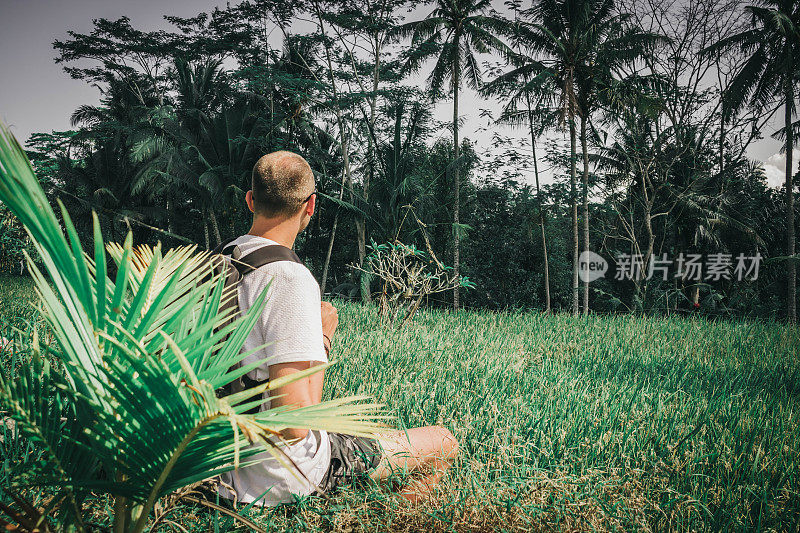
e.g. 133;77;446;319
267;302;337;441
269;361;322;441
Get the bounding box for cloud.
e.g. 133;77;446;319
762;149;800;189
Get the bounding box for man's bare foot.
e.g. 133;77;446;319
370;426;459;502
396;469;446;503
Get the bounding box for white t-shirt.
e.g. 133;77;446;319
218;235;330;506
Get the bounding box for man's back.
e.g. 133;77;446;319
218;234;330;506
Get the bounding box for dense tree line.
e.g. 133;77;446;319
3;0;799;320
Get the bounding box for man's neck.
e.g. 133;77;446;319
247;216;298;248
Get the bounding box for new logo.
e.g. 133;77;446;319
579;251;608;283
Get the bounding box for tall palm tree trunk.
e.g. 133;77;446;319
452;35;461;310
580;115;590;315
321;209;340;297
321;169;348;296
316;5;362;302
358;42;382;304
209;209;222;247
354;209;367;299
785;66;796;323
165;199;174;244
527;100;550;313
640;166;656;306
569;118;579;316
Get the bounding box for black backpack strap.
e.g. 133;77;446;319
211;238;236;255
230;245;302;276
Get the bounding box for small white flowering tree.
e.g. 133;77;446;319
355;240;474;327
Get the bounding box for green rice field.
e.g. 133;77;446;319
2;273;799;531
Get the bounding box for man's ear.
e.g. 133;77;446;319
305;194;316;217
245;190;256;214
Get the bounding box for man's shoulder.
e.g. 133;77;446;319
247;255;319;297
238;259;319;308
227;235;313;281
260;258;314;281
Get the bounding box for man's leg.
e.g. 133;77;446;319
370;426;459;503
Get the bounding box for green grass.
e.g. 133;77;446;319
2;274;800;531
0;273;39;325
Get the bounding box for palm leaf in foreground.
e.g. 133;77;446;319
0;121;385;533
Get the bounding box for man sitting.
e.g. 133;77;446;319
218;151;459;506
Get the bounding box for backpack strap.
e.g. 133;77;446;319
211;239;236;255
223;244;302;276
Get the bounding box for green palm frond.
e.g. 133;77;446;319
0;345;95;530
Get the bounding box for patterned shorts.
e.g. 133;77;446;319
317;433;383;493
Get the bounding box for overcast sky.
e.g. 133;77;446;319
0;0;794;189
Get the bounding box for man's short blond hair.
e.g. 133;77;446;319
251;151;315;217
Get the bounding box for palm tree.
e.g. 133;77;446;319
482;66;556;312
319;0;406;303
66;78;158;240
594;85;764;311
509;0;660;315
372;91;437;239
573;2;660;314
705;0;800;322
516;0;580;315
481;5;561;313
391;0;512;309
132;58;273;248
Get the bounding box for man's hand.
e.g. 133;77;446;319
321;301;338;353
